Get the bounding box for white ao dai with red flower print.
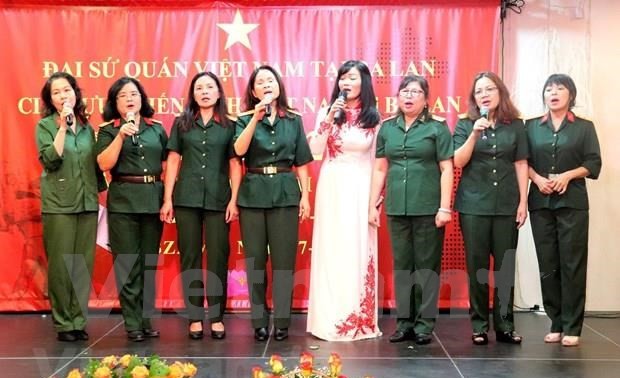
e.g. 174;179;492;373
306;105;381;341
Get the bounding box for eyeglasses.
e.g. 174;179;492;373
474;87;498;97
117;92;141;100
399;89;425;97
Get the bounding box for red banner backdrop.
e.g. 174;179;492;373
0;2;499;311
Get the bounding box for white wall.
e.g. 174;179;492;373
503;0;620;311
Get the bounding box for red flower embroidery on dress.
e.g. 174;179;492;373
335;254;377;338
325;108;375;160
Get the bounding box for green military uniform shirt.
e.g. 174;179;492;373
96;117;168;213
454;117;528;216
36;114;106;213
167;115;236;211
376;113;454;216
234;110;313;208
526;111;601;211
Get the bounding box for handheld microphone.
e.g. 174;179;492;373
333;89;349;124
63;101;74;127
264;93;273;117
126;111;137;145
480;106;489;140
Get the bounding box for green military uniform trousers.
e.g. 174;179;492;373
175;206;230;323
459;214;518;333
108;212;163;332
42;212;97;332
530;208;588;336
387;215;443;334
239;206;299;329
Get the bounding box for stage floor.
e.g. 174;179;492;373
1;311;620;377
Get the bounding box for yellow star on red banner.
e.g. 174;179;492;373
217;10;259;50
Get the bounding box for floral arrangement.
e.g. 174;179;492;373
252;352;372;378
65;355;197;378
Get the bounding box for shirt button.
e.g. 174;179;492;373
492;156;496;160
202;153;206;157
492;144;496;148
201;165;205;168
139;144;143;148
493;182;498;186
272;141;275;145
552;143;555;147
201;176;204;180
552;154;555;157
143;168;148;172
202;141;206;144
141;156;145;160
271;131;275;134
492;169;496;173
403;179;406;182
491;133;495;137
272;152;275;156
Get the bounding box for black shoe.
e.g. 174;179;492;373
274;328;288;341
472;332;488;345
496;330;522;344
127;330;145;342
415;333;432;345
211;329;226;340
142;328;160;338
72;330;89;341
389;330;414;343
188;321;204;340
57;331;77;342
254;327;268;341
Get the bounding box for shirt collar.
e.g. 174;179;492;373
113;117;154;128
540;110;575;125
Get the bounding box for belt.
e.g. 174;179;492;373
113;175;161;183
246;166;292;175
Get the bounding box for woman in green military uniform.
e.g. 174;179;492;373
369;75;454;345
454;72;528;345
96;77;168;342
36;72;106;342
234;65;313;342
160;72;241;340
526;74;601;347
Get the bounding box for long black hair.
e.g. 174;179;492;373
40;72;88;124
329;60;380;128
102;76;155;122
178;72;231;132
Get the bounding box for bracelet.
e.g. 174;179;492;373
437;207;452;214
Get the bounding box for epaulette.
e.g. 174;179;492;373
458;113;469;119
151;119;162;124
287;109;302;116
237;109;256;117
226;114;238;122
381;115;398;123
98;120;114;128
431;114;445;122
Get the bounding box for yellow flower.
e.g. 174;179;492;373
119;354;133;368
167;363;184;378
269;354;284;374
66;368;83;378
93;366;112;378
182;362;198;377
101;355;117;368
328;353;342;377
130;365;149;378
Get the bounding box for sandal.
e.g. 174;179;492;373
496;330;522;344
544;332;562;343
472;332;488;345
561;335;579;347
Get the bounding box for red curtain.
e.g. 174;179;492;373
0;3;499;311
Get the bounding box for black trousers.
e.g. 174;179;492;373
530;208;589;336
